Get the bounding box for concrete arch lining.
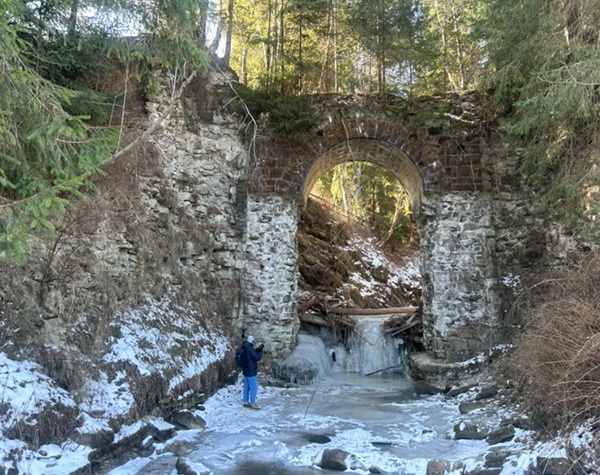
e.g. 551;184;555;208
301;138;424;213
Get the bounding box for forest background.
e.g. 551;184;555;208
3;0;600;259
2;0;600;440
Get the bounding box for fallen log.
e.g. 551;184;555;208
387;319;421;336
383;314;413;332
328;306;418;316
365;365;406;376
299;314;331;327
297;295;321;314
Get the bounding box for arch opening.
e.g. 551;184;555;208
301;139;424;215
296;138;424;366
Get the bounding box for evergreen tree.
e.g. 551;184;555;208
0;0;210;261
483;0;600;205
347;0;426;94
317;162;415;246
421;0;486;92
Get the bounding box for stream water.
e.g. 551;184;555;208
192;372;489;475
107;324;497;475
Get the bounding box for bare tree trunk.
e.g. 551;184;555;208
333;0;338;92
298;20;304;92
241;48;248;84
380;188;405;246
279;0;286;93
319;24;332;92
67;0;79;41
224;0;234;65
266;0;273;88
197;0;210;49
450;0;466;90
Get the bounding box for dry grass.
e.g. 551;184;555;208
512;254;600;431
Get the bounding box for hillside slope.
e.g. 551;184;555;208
297;198;421;309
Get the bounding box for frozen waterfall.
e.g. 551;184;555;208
276;317;408;384
335;316;408;375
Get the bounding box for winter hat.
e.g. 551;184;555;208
247;335;255;344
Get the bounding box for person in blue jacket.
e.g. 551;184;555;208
241;335;264;409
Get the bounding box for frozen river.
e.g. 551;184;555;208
105;329;555;475
108;371;491;475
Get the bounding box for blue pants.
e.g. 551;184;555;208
243;376;258;404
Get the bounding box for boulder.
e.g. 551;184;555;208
303;433;331;444
318;448;350;471
466;469;502;475
72;424;115;449
445;383;478;398
453;420;489;440
426;459;451;475
484;449;510;468
168;410;206;430
459;401;488;414
368;465;391;474
415;381;445;396
136;455;178;474
88;421;149;463
148;418;177;442
160;439;198;457
485;425;515;445
475;386;499;401
176;457;212;475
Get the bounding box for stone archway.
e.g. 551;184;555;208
241;93;501;364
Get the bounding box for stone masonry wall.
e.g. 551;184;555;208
147;76;600;366
241;195;300;359
146;70;303;362
146;70;248;300
420;192;500;362
480;132;600;339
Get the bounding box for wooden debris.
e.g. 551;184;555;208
382;309;424;351
297;291;423;349
365;365;406;376
328;306;418;316
298;314;331;327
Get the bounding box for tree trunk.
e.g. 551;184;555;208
197;0;210;49
328;306;418;315
67;0;79;41
241;48;248;84
279;0;286;94
223;0;234;65
266;0;273;88
380;188;405;246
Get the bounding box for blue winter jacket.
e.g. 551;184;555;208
241;340;263;377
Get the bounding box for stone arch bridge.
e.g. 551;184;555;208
239;92;504;363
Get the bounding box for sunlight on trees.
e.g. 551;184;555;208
220;0;489;95
312;163;417;248
484;0;600;209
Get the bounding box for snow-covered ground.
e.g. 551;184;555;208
1;332;596;475
0;295;230;475
337;236;421;305
1;237;596;474
103;371;587;475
